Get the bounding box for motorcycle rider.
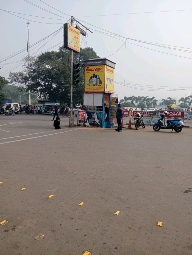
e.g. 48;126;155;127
160;111;168;125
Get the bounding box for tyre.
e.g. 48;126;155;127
174;125;182;133
153;124;160;131
142;122;145;128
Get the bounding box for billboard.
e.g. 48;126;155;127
85;65;115;93
64;23;80;53
105;65;114;93
85;65;105;92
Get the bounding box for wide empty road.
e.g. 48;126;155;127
0;114;192;255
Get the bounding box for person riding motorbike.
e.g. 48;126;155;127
160;111;168;125
135;112;142;122
134;112;144;129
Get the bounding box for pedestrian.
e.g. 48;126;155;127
52;104;58;121
115;104;123;132
12;105;15;116
53;116;61;129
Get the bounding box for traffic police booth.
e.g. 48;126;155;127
83;58;116;128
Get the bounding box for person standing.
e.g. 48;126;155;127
52;104;58;121
115;104;123;132
12;105;15;116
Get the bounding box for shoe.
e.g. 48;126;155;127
115;129;118;131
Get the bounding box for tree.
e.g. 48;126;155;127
162;97;176;106
179;96;191;108
9;47;99;105
0;76;8;101
137;101;146;109
2;84;37;104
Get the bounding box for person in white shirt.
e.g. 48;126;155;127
12;106;15;116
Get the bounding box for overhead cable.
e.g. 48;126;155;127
0;27;62;63
38;0;192;52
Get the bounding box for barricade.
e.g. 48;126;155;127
77;110;86;126
159;111;184;119
143;116;153;126
122;109;129;126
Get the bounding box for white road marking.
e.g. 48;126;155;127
0;129;79;145
0;129;10;133
9;122;22;125
0;131;47;140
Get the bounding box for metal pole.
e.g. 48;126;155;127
69;16;74;127
27;21;31;106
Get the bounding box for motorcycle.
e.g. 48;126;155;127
4;108;13;116
134;117;145;130
153;118;184;133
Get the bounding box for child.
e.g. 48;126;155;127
53;116;61;129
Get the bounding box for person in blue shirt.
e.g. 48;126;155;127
115;104;123;132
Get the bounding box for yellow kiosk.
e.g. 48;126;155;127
83;58;116;128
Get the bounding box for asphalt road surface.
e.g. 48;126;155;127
0;114;192;255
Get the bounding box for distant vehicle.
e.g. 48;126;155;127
42;106;54;115
5;103;20;114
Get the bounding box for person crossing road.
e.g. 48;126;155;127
52;104;58;121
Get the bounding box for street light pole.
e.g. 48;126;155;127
27;21;31;106
69;16;74;127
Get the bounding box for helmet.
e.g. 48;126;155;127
164;111;168;114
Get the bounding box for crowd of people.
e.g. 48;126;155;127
0;104;73;116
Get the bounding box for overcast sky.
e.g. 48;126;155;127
1;0;192;100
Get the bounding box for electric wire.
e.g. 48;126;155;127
0;9;63;24
31;28;62;56
0;27;62;63
114;80;190;92
106;40;126;58
81;9;192;17
1;41;63;76
38;0;192;53
0;9;63;20
87;26;192;60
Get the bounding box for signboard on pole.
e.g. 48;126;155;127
64;23;80;53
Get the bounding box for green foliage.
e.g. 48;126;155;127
120;96;157;108
9;47;99;105
178;96;192;108
0;76;8;101
161;97;176;106
2;84;37;104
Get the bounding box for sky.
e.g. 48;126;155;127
1;0;192;100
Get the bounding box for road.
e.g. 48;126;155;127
0;114;192;255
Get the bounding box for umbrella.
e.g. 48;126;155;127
171;104;180;109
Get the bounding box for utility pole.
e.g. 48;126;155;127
64;16;92;126
69;16;74;127
27;21;31;106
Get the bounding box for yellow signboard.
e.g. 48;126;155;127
105;65;114;93
64;23;80;53
85;65;105;92
85;65;115;93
